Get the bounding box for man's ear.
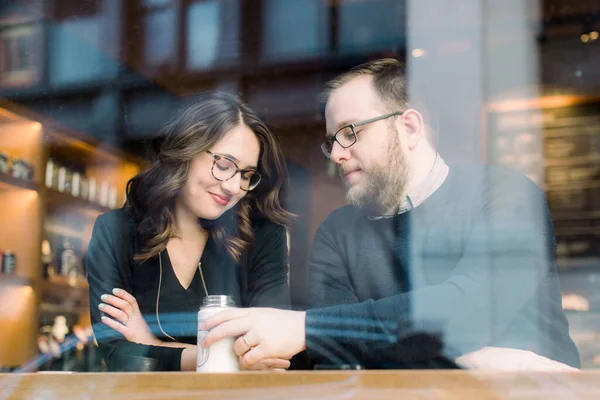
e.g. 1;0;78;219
400;109;425;151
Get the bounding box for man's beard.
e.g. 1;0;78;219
343;137;409;215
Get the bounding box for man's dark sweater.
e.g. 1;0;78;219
305;165;580;369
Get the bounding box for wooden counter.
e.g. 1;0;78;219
1;370;600;399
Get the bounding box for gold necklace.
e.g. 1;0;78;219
156;252;208;341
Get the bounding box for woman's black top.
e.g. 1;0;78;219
86;208;290;371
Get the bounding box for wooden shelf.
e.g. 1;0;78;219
557;257;600;271
0;274;32;286
46;189;112;217
39;301;87;316
0;101;140;369
47;128;144;166
0;173;39;192
39;275;90;327
41;275;89;306
44;222;85;240
43;274;89;290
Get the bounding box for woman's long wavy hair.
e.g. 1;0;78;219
125;91;291;264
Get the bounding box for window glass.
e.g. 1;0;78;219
262;0;329;60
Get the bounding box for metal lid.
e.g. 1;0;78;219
202;295;235;308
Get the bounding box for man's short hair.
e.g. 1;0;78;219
321;58;436;146
321;58;409;113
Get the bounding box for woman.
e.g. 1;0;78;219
86;91;292;371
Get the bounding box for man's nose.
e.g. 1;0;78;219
329;141;351;164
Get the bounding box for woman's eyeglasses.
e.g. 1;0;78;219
206;151;261;191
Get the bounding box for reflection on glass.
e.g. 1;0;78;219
0;25;40;87
186;1;220;70
0;0;599;382
262;0;328;60
0;0;44;22
50;17;118;85
339;0;405;54
142;0;172;8
0;1;42;88
144;9;176;67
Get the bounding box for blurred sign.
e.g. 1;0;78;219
488;102;600;261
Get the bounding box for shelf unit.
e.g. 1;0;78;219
0;173;40;192
46;189;112;218
0;100;142;368
0;274;32;286
41;275;90;300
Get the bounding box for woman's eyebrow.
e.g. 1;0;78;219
220;153;257;170
220;153;240;163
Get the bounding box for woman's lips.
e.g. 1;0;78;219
209;192;230;206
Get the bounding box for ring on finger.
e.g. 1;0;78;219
242;335;254;351
122;314;129;326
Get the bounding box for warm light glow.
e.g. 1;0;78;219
412;48;426;58
0;285;34;318
581;33;590;43
562;293;590;312
487;95;598;112
0;107;30;124
591;31;599;40
8;190;41;201
22;285;33;296
30;122;42;132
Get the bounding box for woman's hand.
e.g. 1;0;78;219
99;288;161;346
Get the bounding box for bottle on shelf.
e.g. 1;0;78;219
11;158;31;180
88;177;96;203
67;259;82;286
41;240;54;280
0;152;9;174
52;316;69;343
57;166;66;192
64;168;72;194
108;186;117;209
80;177;89;200
1;251;16;275
71;172;81;198
98;182;109;207
59;239;76;276
45;159;56;188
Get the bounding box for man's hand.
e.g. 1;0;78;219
200;308;306;368
99;288;161;346
456;347;579;371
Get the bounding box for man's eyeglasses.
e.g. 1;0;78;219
206;151;262;191
321;112;403;159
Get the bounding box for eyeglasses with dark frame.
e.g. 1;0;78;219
321;112;403;159
206;151;262;191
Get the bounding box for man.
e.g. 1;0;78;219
201;59;580;370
